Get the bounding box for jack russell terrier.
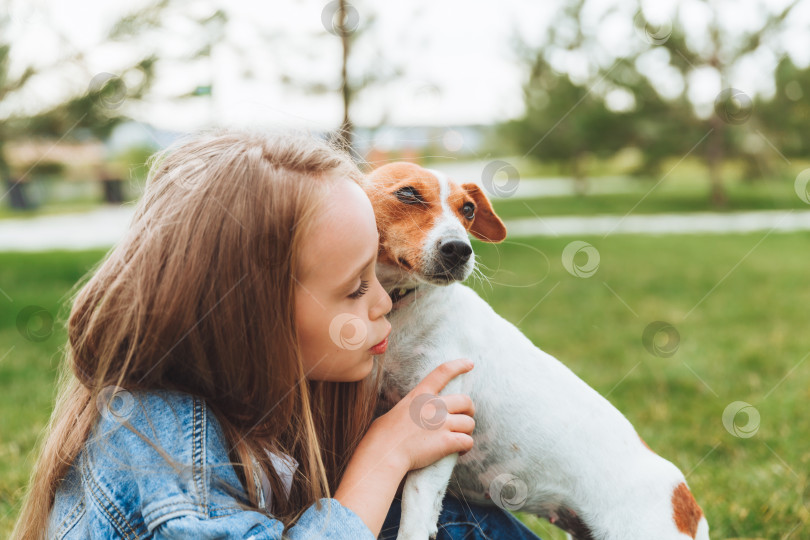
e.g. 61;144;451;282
362;162;709;540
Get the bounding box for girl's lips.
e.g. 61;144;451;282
368;328;391;355
368;337;388;355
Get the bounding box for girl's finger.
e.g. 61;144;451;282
440;394;475;417
447;432;474;456
414;359;474;395
443;413;475;436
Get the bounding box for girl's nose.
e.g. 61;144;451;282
370;279;393;319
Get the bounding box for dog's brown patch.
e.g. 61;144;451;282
671;482;703;537
454;182;506;242
364;163;443;272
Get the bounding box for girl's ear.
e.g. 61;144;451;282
461;183;507;243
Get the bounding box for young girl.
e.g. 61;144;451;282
12;128;544;539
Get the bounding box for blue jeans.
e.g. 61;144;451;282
378;494;543;540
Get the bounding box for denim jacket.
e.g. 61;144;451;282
47;388;375;539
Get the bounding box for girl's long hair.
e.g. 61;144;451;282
12;127;383;538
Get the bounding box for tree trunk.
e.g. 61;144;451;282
572;154;588;196
337;0;354;155
707;110;728;208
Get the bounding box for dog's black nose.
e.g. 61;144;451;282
439;239;472;268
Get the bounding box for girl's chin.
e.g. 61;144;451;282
358;353;375;376
311;354;376;382
345;353;375;381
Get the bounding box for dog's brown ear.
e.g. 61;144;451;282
461;183;507;243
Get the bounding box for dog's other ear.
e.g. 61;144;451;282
461;183;507;243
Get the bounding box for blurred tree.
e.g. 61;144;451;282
0;5;162;185
0;1;242;198
500;0;632;194
505;0;803;207
271;0;403;156
637;0;801;206
609;58;704;178
501;0;701;195
501;55;634;195
752;56;810;168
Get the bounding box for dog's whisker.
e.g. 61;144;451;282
474;266;495;292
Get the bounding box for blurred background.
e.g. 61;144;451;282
1;0;809;537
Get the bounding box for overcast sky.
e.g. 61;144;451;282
3;0;809;134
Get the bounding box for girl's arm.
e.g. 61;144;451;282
334;358;476;536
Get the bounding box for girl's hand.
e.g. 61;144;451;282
333;359;474;536
368;358;476;473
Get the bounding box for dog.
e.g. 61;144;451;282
363;162;709;540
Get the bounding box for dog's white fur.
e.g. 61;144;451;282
366;165;709;540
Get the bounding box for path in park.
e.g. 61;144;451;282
1;205;809;251
505;209;810;237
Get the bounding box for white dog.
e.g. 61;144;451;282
363;163;709;540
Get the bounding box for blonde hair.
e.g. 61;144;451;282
12;127;384;538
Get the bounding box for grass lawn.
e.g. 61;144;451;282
1;232;809;538
0;201;110;221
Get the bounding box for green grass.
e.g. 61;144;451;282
1;234;809;538
466;233;810;539
0;249;107;535
0;201;110;220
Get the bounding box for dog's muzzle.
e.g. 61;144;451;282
424;239;472;282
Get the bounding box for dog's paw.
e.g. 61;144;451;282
395;530;430;540
426;515;439;538
396;523;436;540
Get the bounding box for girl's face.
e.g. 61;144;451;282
294;178;393;382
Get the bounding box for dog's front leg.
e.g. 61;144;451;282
397;453;458;540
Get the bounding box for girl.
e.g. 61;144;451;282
12;127;543;539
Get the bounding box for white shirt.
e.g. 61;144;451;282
253;449;299;513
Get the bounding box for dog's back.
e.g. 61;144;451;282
383;281;709;540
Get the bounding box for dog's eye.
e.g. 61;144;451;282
394;186;424;205
461;202;475;220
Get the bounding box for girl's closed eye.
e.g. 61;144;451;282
348;280;369;299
